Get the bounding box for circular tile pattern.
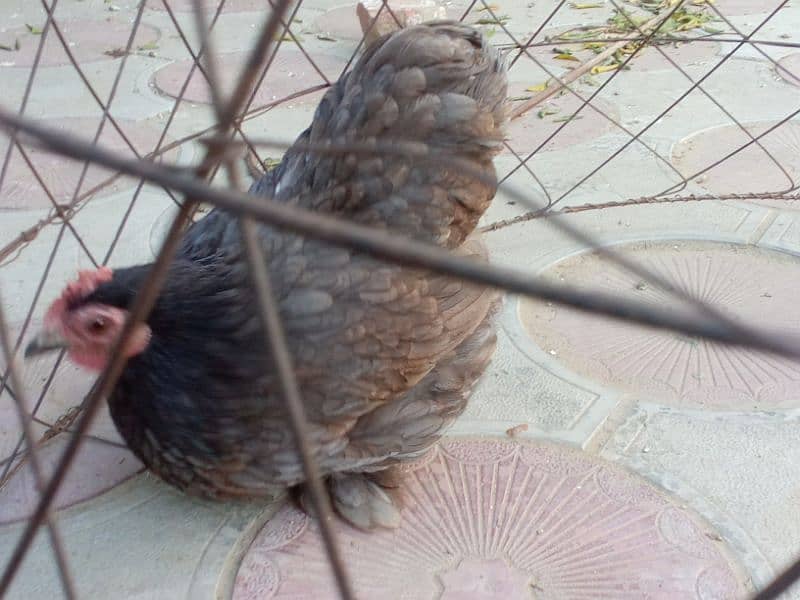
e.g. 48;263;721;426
520;240;800;409
0;19;159;67
505;86;618;156
232;439;745;599
0;352;142;524
672;120;800;209
776;53;800;87
0;117;178;210
0;434;142;525
152;49;344;107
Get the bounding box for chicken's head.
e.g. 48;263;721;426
25;267;151;371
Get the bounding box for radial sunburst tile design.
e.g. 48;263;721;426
232;439;745;599
671;120;800;207
520;241;800;409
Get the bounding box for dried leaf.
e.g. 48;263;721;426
25;24;43;35
591;63;620;74
137;41;159;51
316;34;337;42
525;82;549;92
554;53;581;62
477;3;500;11
537;107;560;119
559;28;604;40
262;157;281;169
583;42;607;53
509;95;533;102
474;15;509;25
506;423;529;437
570;2;604;8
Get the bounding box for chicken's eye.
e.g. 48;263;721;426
89;318;107;334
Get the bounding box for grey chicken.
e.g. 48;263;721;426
26;21;508;530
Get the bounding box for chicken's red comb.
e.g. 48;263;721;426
44;267;113;326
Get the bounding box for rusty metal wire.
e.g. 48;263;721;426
1;0;800;598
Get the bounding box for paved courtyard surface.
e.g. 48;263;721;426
1;0;799;598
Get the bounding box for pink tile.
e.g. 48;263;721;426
151;49;346;108
520;240;800;409
232;439;745;599
0;117;178;210
672;120;800;208
0;19;159;67
0;434;142;524
0;351;142;524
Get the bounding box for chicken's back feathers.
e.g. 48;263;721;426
183;21;507;257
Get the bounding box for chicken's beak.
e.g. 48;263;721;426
25;328;68;358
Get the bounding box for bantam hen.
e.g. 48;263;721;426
26;21;508;530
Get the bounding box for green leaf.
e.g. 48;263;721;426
525;82;549;92
537;107;560;118
26;24;43;35
591;63;620;74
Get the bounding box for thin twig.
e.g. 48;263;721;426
479;192;800;233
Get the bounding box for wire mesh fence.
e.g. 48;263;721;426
0;0;799;597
